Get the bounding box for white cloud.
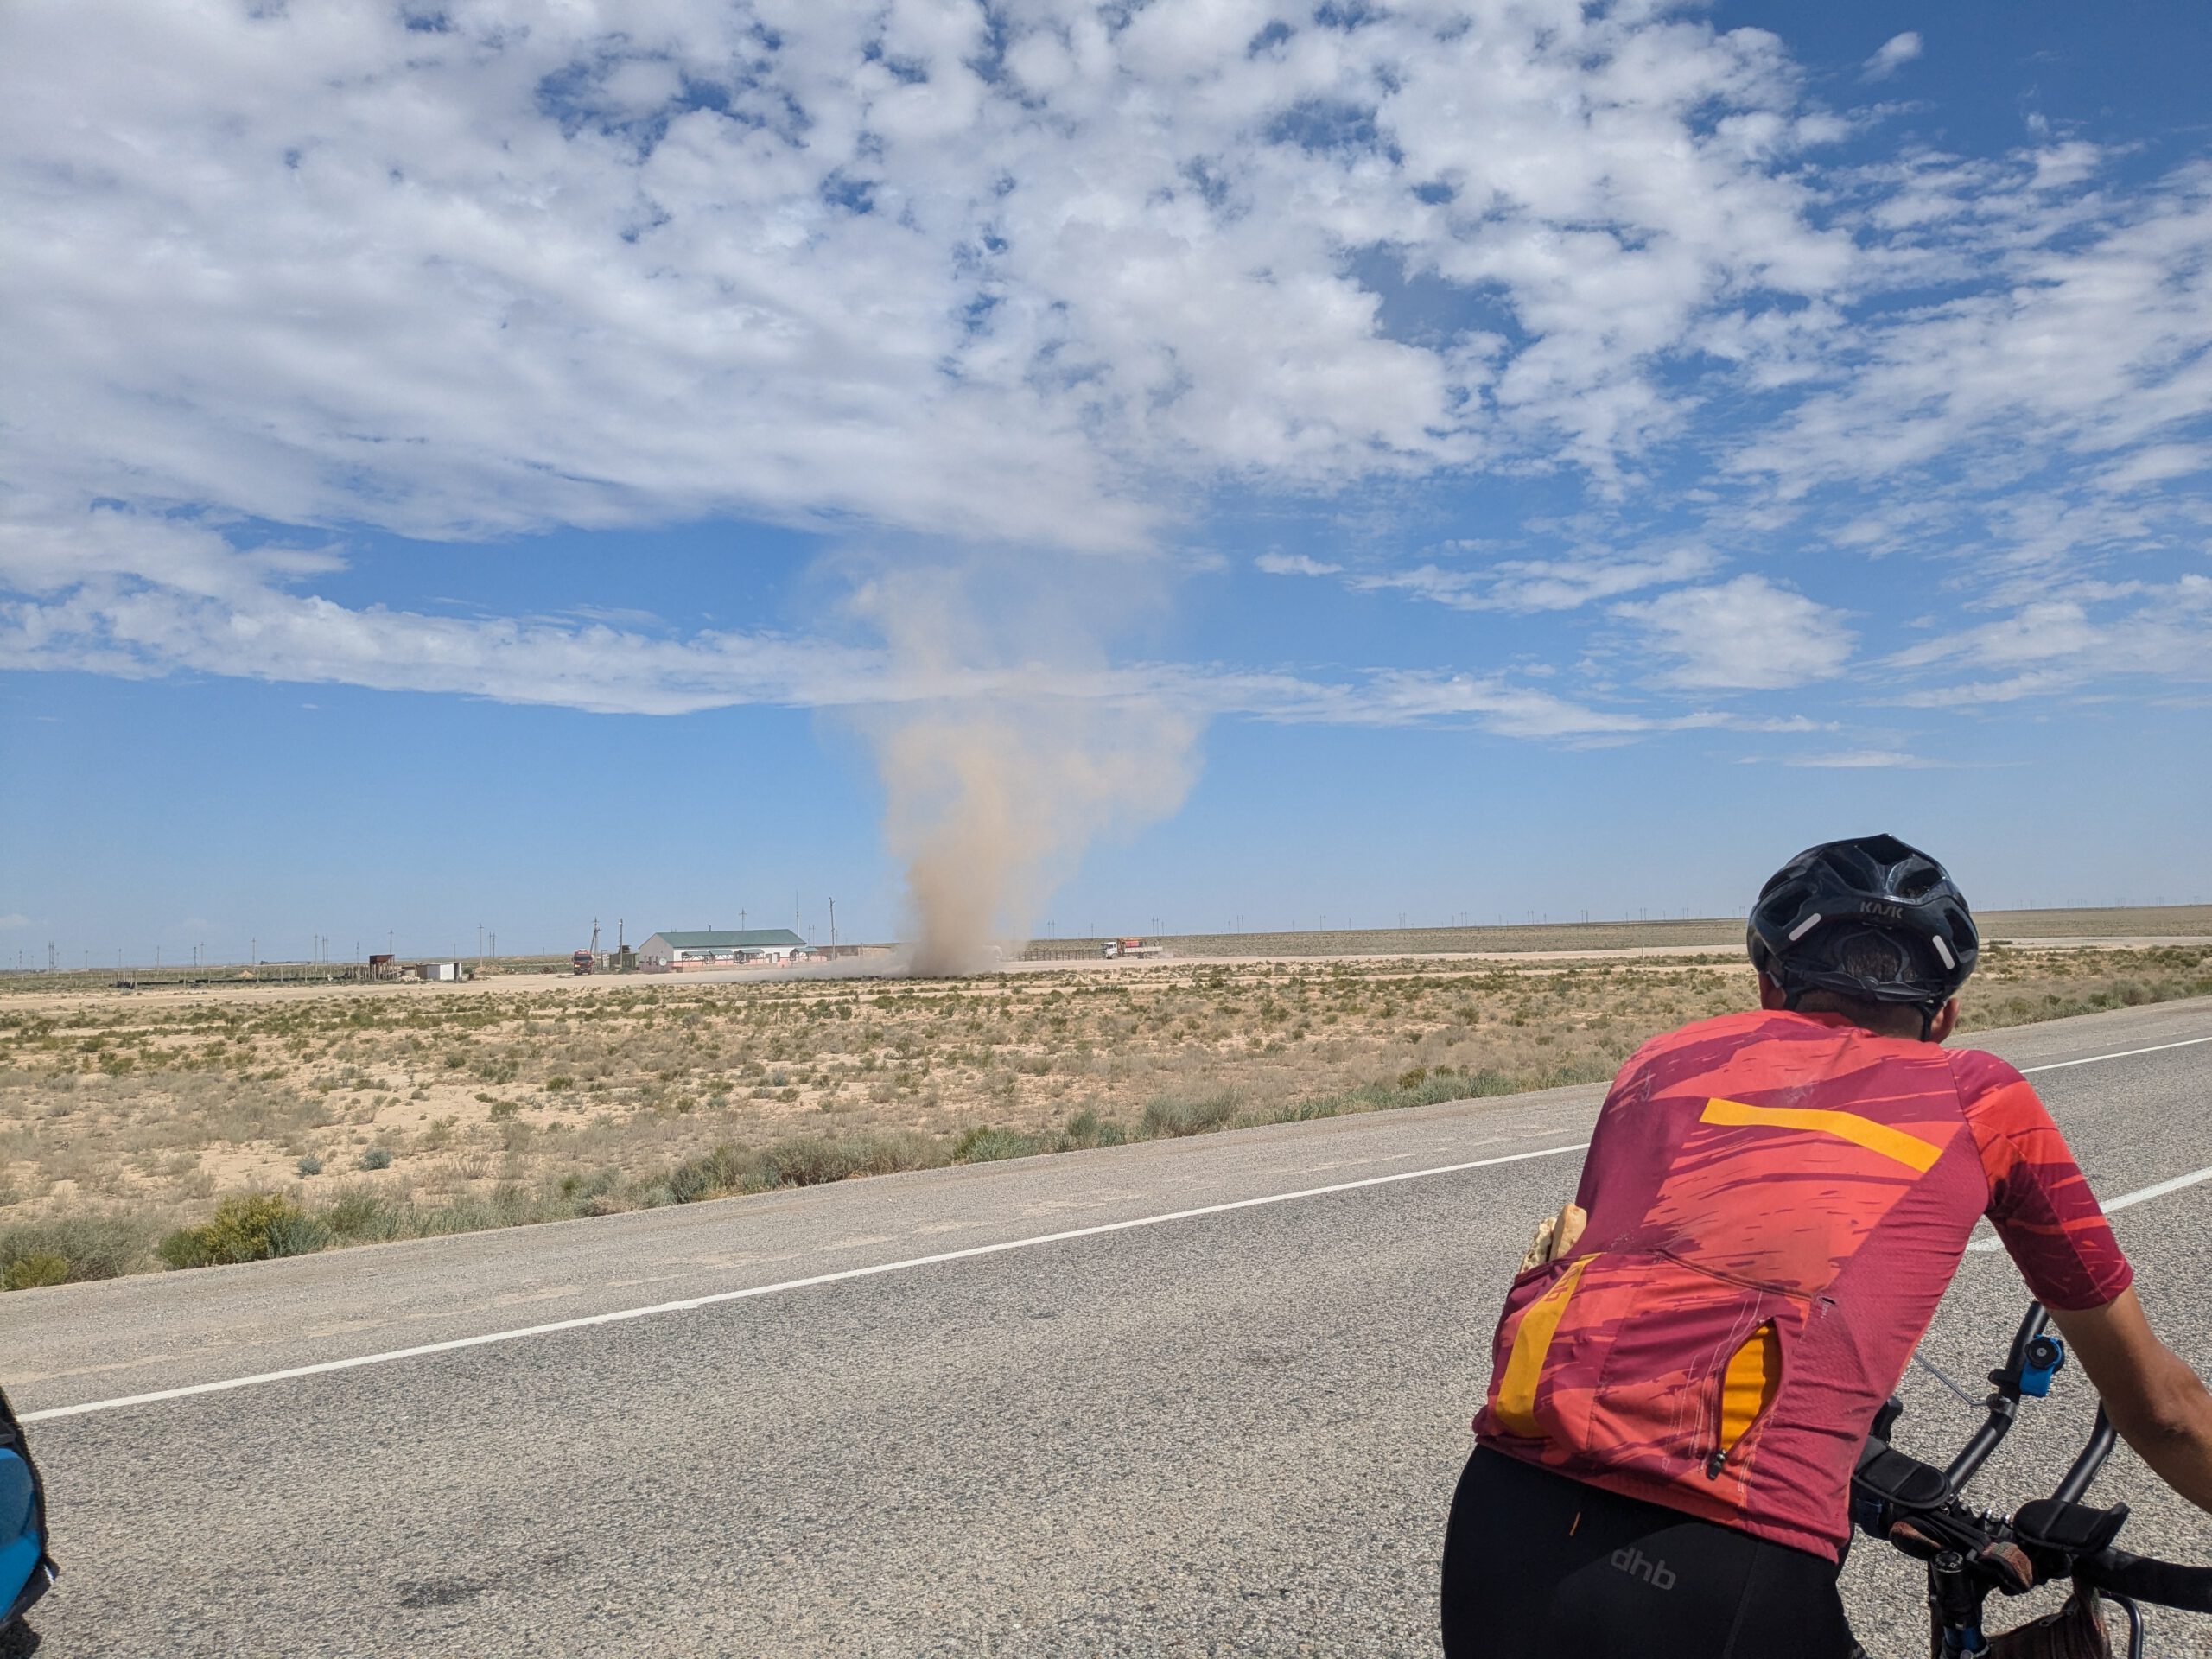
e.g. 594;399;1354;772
1783;749;1941;769
1471;547;1721;612
1886;577;2212;706
0;0;1861;565
1730;158;2212;502
0;2;2206;734
1254;552;1343;577
1328;544;1719;613
0;560;1835;749
0;914;31;931
1861;33;1923;82
1613;574;1855;690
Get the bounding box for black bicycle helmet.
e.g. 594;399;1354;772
1747;834;1978;1020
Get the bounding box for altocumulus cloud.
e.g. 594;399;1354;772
0;0;2207;740
1613;575;1856;693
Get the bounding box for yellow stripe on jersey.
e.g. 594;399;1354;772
1700;1096;1944;1173
1496;1255;1593;1438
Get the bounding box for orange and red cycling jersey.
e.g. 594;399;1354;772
1473;1008;2133;1562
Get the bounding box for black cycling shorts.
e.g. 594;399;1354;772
1440;1446;1862;1659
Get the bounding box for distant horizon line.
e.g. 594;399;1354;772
5;900;2208;979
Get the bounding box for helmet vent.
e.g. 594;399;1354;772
1930;935;1955;969
1787;912;1824;942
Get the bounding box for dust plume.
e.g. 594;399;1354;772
846;561;1198;976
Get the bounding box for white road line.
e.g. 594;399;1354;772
21;1139;1592;1425
1965;1167;2212;1252
2101;1166;2212;1214
2020;1034;2212;1073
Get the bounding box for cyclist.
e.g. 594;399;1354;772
1441;835;2212;1656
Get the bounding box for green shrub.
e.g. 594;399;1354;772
1141;1089;1241;1138
650;1129;947;1205
952;1125;1048;1163
1;1214;162;1285
1058;1108;1128;1150
296;1154;325;1176
315;1187;403;1243
753;1135;872;1188
556;1167;620;1203
3;1252;70;1291
663;1143;753;1203
359;1147;393;1171
157;1192;320;1269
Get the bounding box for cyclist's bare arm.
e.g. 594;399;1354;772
2050;1287;2212;1514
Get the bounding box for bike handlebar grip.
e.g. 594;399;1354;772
2082;1549;2212;1613
2051;1406;2116;1505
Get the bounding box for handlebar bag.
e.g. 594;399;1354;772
1984;1585;2112;1659
0;1385;56;1630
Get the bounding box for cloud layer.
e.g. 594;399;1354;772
2;1;2209;742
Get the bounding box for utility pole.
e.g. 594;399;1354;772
829;898;836;950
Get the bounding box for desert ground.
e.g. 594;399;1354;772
3;908;2208;1287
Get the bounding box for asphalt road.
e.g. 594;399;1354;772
8;1000;2212;1657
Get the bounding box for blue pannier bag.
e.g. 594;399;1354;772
0;1385;55;1630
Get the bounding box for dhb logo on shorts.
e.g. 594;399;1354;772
1610;1546;1675;1591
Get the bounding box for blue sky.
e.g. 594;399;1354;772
3;1;2209;964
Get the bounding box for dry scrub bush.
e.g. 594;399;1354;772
2;941;2205;1281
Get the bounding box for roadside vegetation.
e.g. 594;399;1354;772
3;940;2208;1287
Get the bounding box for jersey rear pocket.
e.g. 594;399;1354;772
1584;1253;1798;1484
1484;1251;1798;1481
1492;1255;1594;1437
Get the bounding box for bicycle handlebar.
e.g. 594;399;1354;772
2052;1404;2118;1505
2082;1549;2212;1614
1857;1298;2212;1629
1944;1305;2052;1492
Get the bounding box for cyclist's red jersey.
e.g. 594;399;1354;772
1473;1009;2133;1561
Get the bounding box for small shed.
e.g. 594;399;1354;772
416;961;461;982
